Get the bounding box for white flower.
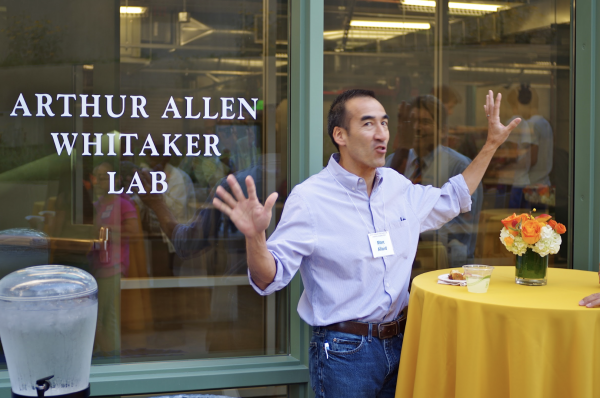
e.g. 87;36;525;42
532;225;562;257
500;227;528;256
500;224;562;257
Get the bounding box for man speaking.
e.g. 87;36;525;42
174;89;519;397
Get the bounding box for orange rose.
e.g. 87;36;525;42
509;229;519;236
535;214;552;223
521;220;542;244
548;220;557;229
504;237;514;246
501;213;519;230
555;223;566;235
519;213;531;222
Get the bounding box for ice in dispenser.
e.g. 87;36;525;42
0;265;98;397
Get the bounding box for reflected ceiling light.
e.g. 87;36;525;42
451;65;550;75
350;21;431;30
402;0;436;6
450;2;502;11
324;30;407;40
120;6;147;14
402;0;503;12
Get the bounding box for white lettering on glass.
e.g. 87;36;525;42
10;93;32;116
204;134;221;156
186;134;202;156
57;94;77;117
139;134;159;156
163;134;182;156
106;95;127;118
80;94;101;117
108;172;124;194
162;96;182;119
203;97;218;119
35;94;54;117
238;98;258;119
126;172;146;194
130;96;150;118
185;97;201;119
221;97;235;119
82;133;103;156
151;171;168;193
51;133;78;155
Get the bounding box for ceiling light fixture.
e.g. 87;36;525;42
120;6;147;14
350;21;431;30
402;0;503;12
324;30;408;40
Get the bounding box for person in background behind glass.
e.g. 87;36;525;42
518;84;554;210
504;85;535;209
92;161;140;357
140;146;196;277
387;94;483;264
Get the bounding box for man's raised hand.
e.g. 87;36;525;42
213;175;278;238
483;90;521;149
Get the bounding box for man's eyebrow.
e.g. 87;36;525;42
360;114;389;121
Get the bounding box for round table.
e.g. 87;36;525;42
395;266;600;398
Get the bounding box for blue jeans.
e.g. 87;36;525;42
309;326;404;398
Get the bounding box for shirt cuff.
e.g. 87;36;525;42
449;174;472;213
247;250;284;296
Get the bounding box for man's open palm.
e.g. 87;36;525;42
484;90;521;148
213;175;278;238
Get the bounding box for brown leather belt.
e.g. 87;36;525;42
324;306;408;340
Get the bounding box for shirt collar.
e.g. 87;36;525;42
327;153;384;193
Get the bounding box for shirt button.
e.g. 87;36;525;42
385;283;390;288
352;187;356;191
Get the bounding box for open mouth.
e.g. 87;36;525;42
375;145;387;154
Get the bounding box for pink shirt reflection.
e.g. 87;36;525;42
93;194;137;278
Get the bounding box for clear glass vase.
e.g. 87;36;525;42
515;248;549;286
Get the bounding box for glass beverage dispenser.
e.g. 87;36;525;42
0;265;98;397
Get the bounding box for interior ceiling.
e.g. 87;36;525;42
120;0;569;87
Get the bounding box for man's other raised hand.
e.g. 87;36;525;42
483;90;521;149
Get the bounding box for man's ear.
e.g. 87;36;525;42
333;126;347;148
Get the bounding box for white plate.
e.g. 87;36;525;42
438;273;466;286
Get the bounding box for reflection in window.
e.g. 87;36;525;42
324;0;571;279
0;0;289;367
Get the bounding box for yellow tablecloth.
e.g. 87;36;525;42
396;266;600;398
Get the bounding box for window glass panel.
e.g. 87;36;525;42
323;0;571;277
0;0;289;367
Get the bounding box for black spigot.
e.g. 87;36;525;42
35;375;53;398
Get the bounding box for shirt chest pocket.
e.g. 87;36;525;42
387;218;413;249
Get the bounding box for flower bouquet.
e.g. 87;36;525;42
499;211;566;286
523;185;556;207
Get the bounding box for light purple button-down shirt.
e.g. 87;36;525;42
250;153;472;326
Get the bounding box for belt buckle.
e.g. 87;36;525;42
377;321;398;339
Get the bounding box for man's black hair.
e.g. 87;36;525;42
327;89;376;150
411;94;448;132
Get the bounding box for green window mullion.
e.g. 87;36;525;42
0;356;309;397
573;0;600;271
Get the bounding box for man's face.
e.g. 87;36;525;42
336;96;389;170
411;107;436;156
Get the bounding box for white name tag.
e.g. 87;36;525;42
368;231;394;258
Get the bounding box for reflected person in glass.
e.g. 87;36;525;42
386;94;483;265
91;161;140;357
